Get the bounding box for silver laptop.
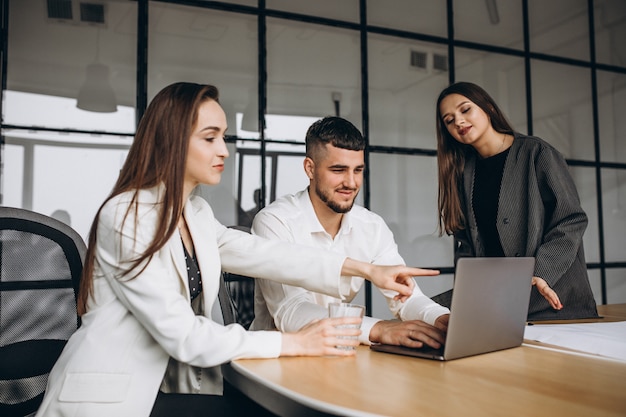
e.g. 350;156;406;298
370;257;535;361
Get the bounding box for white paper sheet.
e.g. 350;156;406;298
524;321;626;361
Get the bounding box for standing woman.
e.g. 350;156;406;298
36;82;423;417
435;81;598;321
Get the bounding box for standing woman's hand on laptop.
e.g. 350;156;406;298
532;276;563;310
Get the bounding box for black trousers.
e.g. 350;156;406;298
150;381;278;417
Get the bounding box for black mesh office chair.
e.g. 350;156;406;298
0;207;86;417
218;226;256;329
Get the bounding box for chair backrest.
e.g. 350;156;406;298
218;226;256;330
220;271;256;330
0;206;86;416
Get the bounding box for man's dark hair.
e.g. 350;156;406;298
305;116;365;161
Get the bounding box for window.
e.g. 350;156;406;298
3;0;624;309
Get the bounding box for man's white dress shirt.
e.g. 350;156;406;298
250;189;450;344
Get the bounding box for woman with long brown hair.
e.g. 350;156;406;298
36;82;426;417
436;81;597;321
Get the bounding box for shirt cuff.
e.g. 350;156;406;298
401;300;450;326
359;316;382;345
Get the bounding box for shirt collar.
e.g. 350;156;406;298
300;187;353;237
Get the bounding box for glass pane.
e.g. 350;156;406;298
370;152;454;319
148;4;257;139
237;145;262;228
594;0;626;66
6;0;137;131
264;115;319;142
453;0;524;49
368;33;448;149
606;268;626;304
598;70;626;163
3;91;135;133
602;168;626;263
266;18;362;140
235;144;264;228
570;167;600;263
454;49;528;133
369;153;454;271
274;154;308;200
529;0;590;61
1;142;24;208
531;60;593;160
266;0;359;22
2;130;131;240
266;142;309;203
367;0;447;37
369;157;455;315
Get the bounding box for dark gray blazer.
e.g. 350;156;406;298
454;133;598;320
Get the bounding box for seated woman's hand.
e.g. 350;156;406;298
280;317;362;357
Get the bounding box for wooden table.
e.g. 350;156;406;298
525;303;626;325
223;305;626;417
597;303;626;320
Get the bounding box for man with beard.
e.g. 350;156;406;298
249;117;450;349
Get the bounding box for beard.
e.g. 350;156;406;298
314;183;357;214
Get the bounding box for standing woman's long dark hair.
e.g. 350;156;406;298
77;82;220;315
436;82;515;236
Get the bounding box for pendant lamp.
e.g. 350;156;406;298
76;29;117;113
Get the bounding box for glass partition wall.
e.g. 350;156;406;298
2;0;625;315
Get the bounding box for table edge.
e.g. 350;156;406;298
223;360;384;417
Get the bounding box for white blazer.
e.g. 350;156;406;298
36;186;348;417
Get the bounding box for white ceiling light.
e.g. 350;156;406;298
76;62;117;113
75;5;117;113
